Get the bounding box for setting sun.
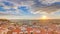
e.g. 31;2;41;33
41;15;47;19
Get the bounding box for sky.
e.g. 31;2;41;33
0;0;60;19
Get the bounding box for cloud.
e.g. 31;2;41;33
31;1;60;14
0;1;20;15
0;0;60;15
40;0;60;5
0;0;35;15
34;5;60;13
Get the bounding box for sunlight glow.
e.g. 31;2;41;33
41;15;47;19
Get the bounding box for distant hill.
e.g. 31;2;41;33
8;19;60;25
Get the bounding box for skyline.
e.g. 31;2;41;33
0;0;60;19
